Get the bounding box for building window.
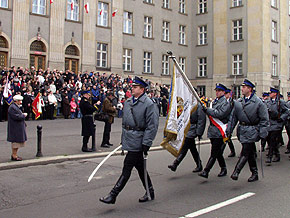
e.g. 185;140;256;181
162;54;170;75
197;86;206;97
162;21;170;41
123;49;132;71
0;0;8;8
198;25;207;45
179;57;186;72
232;54;243;75
97;43;108;68
272;55;278;76
271;0;277;8
272;20;277;41
179;0;185;13
144;16;153;38
32;0;46;15
232;19;243;41
143;52;152;73
98;2;108;27
233;85;241;99
232;0;242;7
67;0;79;21
163;0;170;9
198;0;207;14
179;25;186;45
198;57;207;77
144;0;153;4
123;11;133;34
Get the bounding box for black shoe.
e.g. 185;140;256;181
272;155;280;162
108;143;113;146
218;168;227;177
168;164;177;172
231;172;239;180
228;152;236;157
139;188;155;203
198;170;209;179
265;157;272;165
99;193;116;204
101;144;110;148
192;163;203;173
285;149;290;154
230;156;247;181
248;174;258;182
82;147;93;152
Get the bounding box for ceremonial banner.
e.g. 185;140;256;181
3;76;13;105
161;65;198;157
32;93;42;120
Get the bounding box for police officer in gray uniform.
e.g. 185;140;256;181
168;103;206;173
100;76;159;204
225;88;236;157
261;92;270;152
265;87;289;164
284;92;290;154
226;79;269;182
199;83;232;179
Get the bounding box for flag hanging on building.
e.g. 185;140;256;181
112;9;117;17
84;2;89;13
160;65;198;157
50;0;53;4
3;76;13;105
32;93;42;120
99;9;103;15
71;1;74;11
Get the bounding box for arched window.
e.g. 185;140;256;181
65;45;79;56
0;36;8;48
0;36;8;69
30;40;46;52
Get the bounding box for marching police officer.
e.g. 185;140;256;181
100;76;159;204
226;79;269;182
168;103;206;173
285;92;290;154
198;83;232;179
225;88;236;157
79;90;99;152
265;87;289;164
261;92;270;151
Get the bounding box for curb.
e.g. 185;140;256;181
0;137;236;171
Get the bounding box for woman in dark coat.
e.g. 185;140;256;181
7;95;27;161
62;96;70;119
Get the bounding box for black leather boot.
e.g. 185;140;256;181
139;187;155;203
168;146;187;172
272;153;280;162
198;157;216;179
248;167;258;182
192;160;203;173
228;152;236;157
100;176;127;204
82;145;92;152
231;156;248;181
218;167;227;177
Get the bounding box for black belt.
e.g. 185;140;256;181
84;114;93;117
240;122;257;126
123;125;145;131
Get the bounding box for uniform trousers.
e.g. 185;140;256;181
181;137;200;163
101;121;112;145
240;142;257;168
285;123;290;150
210;138;226;168
121;151;153;190
266;130;281;157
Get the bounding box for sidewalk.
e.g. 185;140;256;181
0;117;232;170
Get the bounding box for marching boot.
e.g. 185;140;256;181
139;187;155;203
228;151;236;157
228;140;236;157
82;144;92;152
272;153;280;162
231;156;248;181
100;176;127;204
198;157;216;179
218;167;227;177
192;160;203;173
168;146;188;172
285;149;290;154
248;167;258;182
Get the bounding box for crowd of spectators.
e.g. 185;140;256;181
0;66;170;122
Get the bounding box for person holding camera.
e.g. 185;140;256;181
100;76;159;204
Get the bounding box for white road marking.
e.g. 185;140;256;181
180;192;255;218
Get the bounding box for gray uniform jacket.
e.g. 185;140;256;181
285;101;290;127
265;98;290;131
186;104;206;139
206;95;232;138
121;93;159;152
226;94;269;144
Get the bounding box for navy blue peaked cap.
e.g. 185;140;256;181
132;76;148;87
242;79;255;88
270;87;279;93
215;83;227;91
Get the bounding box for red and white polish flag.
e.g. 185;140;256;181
112;9;118;17
50;0;53;4
99;9;103;15
84;2;89;13
71;1;74;11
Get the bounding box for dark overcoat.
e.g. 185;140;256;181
80;97;97;136
7;103;27;143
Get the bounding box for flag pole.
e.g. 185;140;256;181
167;51;202;104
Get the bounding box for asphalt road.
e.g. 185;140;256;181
0;139;289;218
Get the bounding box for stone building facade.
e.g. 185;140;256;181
0;0;290;97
